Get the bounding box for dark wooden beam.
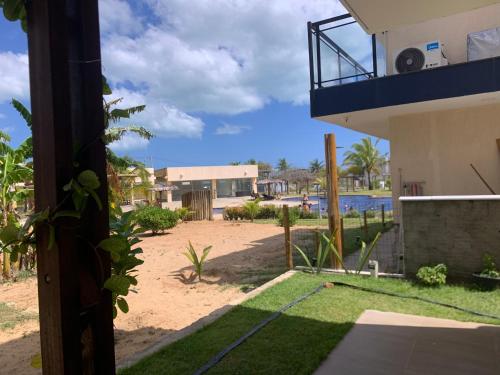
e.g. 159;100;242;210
26;0;115;373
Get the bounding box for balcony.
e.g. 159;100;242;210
308;14;500;138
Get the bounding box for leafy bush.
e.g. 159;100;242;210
175;207;192;222
223;206;246;221
278;207;299;227
416;264;447;286
299;210;318;219
343;209;360;218
243;201;260;222
256;205;279;219
480;254;500;278
184;242;212;281
134;206;178;234
365;210;376;218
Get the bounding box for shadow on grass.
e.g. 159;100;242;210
118;305;354;375
118;306;500;375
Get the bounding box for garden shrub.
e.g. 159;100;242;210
343;209;360;218
256;205;279;219
135;206;178;234
365;210;376;218
416;264;447;286
243;201;260;222
299;210;318;219
278;207;299;227
480;254;500;278
175;207;192;222
223;207;247;221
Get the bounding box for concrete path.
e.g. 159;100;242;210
314;310;500;375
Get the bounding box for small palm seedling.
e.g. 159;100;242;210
184;242;212;281
243;201;260;222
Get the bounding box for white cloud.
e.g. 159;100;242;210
215;123;250;135
0;52;29;103
109;133;149;151
105;88;205;145
101;0;347;115
99;0;143;36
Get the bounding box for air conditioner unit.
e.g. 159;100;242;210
393;41;448;74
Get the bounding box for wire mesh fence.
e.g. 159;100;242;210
289;205;402;274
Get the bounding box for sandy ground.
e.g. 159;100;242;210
0;221;287;374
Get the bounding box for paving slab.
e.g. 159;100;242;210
314;310;500;375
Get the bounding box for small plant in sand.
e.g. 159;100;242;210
175;207;192;222
243;201;260;222
184;242;212;281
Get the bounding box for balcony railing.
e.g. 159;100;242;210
308;14;385;90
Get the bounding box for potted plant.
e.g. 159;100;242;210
473;254;500;291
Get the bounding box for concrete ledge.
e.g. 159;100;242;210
400;195;500;201
117;270;297;370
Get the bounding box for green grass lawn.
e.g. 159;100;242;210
120;273;500;375
340;189;392;197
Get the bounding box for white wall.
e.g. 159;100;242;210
158;165;258;182
383;3;500;74
389;103;500;215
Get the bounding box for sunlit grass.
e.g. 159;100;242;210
120;272;499;375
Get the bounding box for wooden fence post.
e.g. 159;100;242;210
283;205;293;269
324;133;342;268
381;204;385;228
363;210;368;239
340;218;345;252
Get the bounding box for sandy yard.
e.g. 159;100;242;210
0;221;288;374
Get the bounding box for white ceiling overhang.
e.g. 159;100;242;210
340;0;500;33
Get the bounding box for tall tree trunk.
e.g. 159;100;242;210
367;171;373;190
1;210;10;279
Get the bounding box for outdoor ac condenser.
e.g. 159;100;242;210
393;41;448;74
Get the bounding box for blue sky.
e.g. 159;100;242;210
0;0;388;169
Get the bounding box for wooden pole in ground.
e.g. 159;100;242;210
363;210;369;239
324;133;342;268
283;205;293;269
381;204;385;228
340;218;345;251
27;0;115;372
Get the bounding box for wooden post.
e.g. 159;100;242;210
26;0;115;373
283;205;293;269
381;204;385;228
324;134;342;268
363;210;368;239
340;218;345;251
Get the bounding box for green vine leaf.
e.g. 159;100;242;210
104;275;131;296
0;221;19;244
52;210;81;220
2;0;24;21
48;224;55;250
30;353;42;369
87;188;103;210
98;237;128;254
117;298;129;313
77;170;100;190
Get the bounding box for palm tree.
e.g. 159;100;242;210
246;159;257;165
229;161;241;166
277;158;290;172
309;159;324;174
343;137;385;190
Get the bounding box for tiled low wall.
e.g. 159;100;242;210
400;196;500;278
